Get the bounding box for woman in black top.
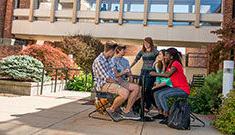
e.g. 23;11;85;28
130;37;158;112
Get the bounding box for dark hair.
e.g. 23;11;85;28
116;45;127;54
166;48;182;67
157;49;166;73
142;37;154;52
104;41;118;52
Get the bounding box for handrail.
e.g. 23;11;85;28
13;9;223;23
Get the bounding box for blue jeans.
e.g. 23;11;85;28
153;87;188;112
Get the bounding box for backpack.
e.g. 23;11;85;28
167;100;191;130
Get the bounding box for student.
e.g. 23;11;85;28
130;37;158;112
92;42;140;121
150;48;190;124
152;49;172;90
151;49;173;119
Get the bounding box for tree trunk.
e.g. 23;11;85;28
0;0;7;38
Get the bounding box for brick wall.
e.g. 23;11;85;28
186;48;208;68
19;0;30;8
3;0;14;38
0;0;7;38
224;0;235;62
223;0;235;27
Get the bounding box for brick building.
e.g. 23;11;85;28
0;0;234;72
223;0;235;61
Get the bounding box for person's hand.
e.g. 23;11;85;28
106;78;115;83
123;68;130;74
149;71;157;77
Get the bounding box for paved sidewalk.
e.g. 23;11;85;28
0;91;222;135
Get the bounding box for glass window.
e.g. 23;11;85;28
150;4;168;13
192;5;211;13
174;5;189;13
111;4;128;12
130;4;144;12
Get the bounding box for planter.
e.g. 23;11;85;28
0;80;66;96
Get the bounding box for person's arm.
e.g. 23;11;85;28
152;82;167;90
113;68;129;78
130;51;142;68
149;66;177;78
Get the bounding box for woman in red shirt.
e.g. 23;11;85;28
150;48;190;124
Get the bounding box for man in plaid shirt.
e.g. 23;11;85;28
92;41;140;121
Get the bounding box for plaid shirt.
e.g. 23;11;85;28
92;53;115;91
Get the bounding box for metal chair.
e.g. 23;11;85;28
88;87;118;121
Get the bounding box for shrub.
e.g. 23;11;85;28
19;44;78;79
0;45;22;60
55;35;104;72
65;71;93;92
0;55;50;82
214;90;235;135
189;71;223;114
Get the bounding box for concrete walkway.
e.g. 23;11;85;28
0;91;222;135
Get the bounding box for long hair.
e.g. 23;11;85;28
166;48;182;67
157;49;166;73
142;37;154;52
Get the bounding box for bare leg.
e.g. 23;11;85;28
123;83;140;113
109;87;129;112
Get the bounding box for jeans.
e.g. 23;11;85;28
140;69;155;110
153;87;188;112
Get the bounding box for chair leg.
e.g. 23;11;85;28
190;113;205;127
88;99;115;121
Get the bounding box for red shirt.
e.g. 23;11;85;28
166;61;190;95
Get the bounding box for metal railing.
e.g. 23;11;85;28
13;0;223;28
40;67;91;95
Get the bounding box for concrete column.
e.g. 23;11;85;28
195;0;201;28
95;0;101;24
29;0;35;22
118;0;124;25
168;0;174;27
72;0;78;23
223;60;234;97
50;0;58;23
143;0;148;26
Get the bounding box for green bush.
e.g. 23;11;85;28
214;90;235;135
189;71;223;114
66;71;93;92
0;55;50;82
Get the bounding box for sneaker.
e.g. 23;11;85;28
159;117;168;125
152;114;165;119
122;111;141;120
116;107;124;114
106;108;122;122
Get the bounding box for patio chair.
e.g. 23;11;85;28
88;87;118;121
173;74;206;127
88;74;142;122
190;74;205;88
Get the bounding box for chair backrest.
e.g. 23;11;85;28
190;74;205;88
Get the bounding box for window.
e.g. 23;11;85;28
174;5;189;13
130;4;144;12
150;4;168;13
192;5;211;13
